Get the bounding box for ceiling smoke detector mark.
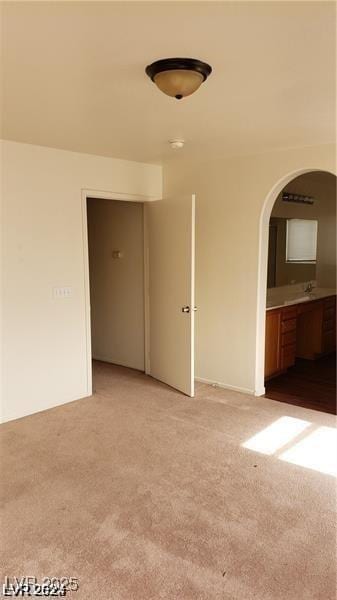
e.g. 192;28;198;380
169;139;185;150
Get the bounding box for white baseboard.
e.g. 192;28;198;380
195;377;255;396
92;355;144;372
0;390;90;425
254;385;266;397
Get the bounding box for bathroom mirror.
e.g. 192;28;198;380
267;217;318;289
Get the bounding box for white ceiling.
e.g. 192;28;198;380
2;1;335;164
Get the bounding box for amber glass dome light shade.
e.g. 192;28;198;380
145;58;212;99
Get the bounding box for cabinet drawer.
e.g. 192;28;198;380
281;344;296;369
282;330;296;346
324;307;335;321
282;306;297;321
281;318;296;333
297;300;322;315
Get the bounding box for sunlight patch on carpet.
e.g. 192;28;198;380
242;417;337;477
242;416;311;455
280;426;337;477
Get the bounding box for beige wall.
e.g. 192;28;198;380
0;140;162;422
163;144;336;394
87;199;144;371
270;171;336;288
1;139;335;420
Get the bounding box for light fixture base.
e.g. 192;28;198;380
169;139;185;149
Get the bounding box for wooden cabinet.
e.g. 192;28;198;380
296;296;336;359
322;297;336;354
280;309;297;372
265;309;281;378
265;306;297;379
265;295;336;380
296;300;324;359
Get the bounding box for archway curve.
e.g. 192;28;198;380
254;167;336;396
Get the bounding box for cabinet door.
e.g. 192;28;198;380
322;330;336;354
296;302;324;359
322;297;336;354
281;344;296;370
265;310;281;378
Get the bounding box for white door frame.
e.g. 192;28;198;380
81;188;154;396
254;168;335;396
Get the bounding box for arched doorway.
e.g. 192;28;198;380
255;169;336;412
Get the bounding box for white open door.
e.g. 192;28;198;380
146;194;195;396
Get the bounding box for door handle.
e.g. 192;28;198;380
181;306;198;313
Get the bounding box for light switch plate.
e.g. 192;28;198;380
53;286;72;298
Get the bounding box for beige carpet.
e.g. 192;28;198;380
1;361;336;599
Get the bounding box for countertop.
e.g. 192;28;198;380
266;287;336;311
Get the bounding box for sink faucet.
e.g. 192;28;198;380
304;281;314;294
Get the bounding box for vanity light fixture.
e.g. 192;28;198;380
145;58;212;99
282;192;314;205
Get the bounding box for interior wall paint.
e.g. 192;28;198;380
87;199;145;371
270;172;336;288
0;140;162;422
163;144;336;394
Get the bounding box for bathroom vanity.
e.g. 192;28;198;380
265;290;336;380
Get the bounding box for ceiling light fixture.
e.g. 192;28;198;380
169;139;185;149
145;58;212;100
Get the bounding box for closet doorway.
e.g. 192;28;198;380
87;197;145;372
